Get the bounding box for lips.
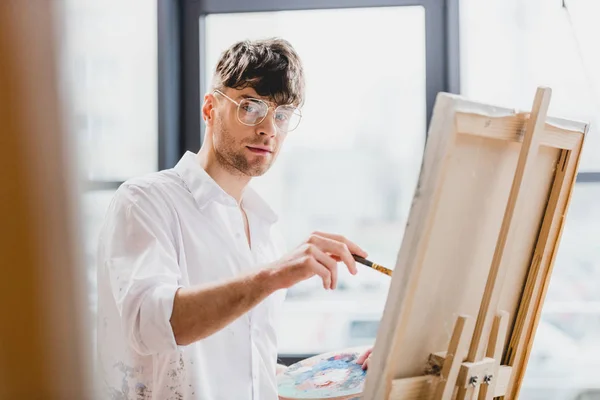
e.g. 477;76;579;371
246;146;272;154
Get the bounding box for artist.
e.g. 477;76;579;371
96;38;373;400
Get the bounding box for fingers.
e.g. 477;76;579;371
308;234;358;276
312;231;368;258
309;245;338;289
356;348;373;364
362;357;370;370
306;255;333;290
357;348;373;371
297;232;368;290
357;348;373;370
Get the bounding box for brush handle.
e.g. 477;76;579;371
352;255;393;277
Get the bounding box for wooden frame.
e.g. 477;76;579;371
362;87;587;400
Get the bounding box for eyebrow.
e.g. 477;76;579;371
239;93;278;105
240;94;265;100
239;94;299;109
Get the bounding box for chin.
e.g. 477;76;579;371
244;156;274;177
246;166;271;177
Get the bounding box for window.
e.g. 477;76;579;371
55;0;158;333
521;185;600;399
58;0;158;181
204;7;426;355
460;0;600;172
81;191;118;313
461;0;600;398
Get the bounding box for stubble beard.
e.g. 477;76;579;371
213;119;274;177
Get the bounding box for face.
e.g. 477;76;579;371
204;87;287;177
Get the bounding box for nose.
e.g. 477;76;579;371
255;109;277;138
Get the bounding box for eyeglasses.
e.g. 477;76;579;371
213;89;302;133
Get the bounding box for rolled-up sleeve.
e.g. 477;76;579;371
101;185;182;356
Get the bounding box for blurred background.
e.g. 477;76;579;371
53;0;599;399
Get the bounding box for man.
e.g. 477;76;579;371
96;38;372;400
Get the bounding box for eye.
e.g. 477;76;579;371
275;111;291;122
242;103;259;113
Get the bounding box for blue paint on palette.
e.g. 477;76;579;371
278;347;369;399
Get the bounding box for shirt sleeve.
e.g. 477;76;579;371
100;184;183;356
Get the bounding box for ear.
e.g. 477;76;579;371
202;93;215;126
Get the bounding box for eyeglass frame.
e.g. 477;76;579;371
213;89;302;132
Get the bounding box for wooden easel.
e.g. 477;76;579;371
362;87;588;400
388;311;511;400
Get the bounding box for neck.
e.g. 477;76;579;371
196;146;250;204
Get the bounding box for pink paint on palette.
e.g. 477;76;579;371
277;346;370;400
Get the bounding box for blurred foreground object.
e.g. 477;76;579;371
0;1;92;399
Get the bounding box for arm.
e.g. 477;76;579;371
104;184;368;353
170;231;370;346
170;268;281;345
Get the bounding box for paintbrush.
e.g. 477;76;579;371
352;254;393;277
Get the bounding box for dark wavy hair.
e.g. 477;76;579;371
211;38;305;107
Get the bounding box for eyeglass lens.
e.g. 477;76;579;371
237;98;301;132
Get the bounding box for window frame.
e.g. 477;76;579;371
577;172;600;183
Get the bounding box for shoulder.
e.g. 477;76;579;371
104;170;188;226
112;170;185;209
118;170;182;202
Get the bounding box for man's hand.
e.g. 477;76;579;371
356;347;373;370
271;231;368;290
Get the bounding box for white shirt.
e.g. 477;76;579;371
96;151;287;400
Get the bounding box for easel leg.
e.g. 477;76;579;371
478;311;509;400
456;384;478;400
455;311;510;400
433;315;474;400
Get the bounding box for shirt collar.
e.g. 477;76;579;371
174;151;279;224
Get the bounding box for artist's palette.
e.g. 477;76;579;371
277;346;370;400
